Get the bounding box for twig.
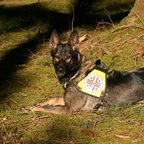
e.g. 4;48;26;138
104;9;115;28
36;115;50;120
112;24;144;33
114;133;130;139
116;36;135;48
124;103;144;112
136;32;144;39
71;5;74;32
2;125;12;138
133;10;144;25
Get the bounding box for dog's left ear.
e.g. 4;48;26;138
49;29;60;49
68;30;79;50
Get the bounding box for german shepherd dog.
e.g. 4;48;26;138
28;30;144;114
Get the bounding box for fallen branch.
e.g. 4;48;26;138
112;24;144;33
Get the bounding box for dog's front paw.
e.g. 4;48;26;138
23;105;50;113
22;106;41;113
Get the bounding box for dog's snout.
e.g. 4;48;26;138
56;66;66;78
58;67;63;72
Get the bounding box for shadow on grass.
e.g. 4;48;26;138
28;115;92;144
0;1;131;101
0;31;52;99
0;3;71;34
0;1;131;33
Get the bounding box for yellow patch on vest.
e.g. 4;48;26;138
78;69;106;97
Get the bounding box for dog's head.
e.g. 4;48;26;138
50;30;82;84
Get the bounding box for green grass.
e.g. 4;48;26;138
0;0;144;144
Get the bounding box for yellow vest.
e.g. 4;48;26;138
78;69;106;97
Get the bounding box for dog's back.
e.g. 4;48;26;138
103;68;144;106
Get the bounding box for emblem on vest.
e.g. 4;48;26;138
78;69;106;97
84;75;103;93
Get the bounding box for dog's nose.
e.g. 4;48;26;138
58;67;63;72
57;67;65;78
57;68;65;78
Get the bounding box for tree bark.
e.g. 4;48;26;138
122;0;144;24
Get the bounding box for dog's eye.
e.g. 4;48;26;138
54;55;61;62
66;56;72;63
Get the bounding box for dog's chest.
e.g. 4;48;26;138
73;61;94;84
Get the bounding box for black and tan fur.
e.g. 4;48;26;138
28;30;144;114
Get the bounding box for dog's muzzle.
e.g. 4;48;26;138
56;67;66;78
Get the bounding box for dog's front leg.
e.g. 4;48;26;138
25;97;65;114
37;97;65;106
28;105;68;114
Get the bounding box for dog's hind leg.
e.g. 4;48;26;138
37;97;65;106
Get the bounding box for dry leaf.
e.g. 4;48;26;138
114;132;130;139
81;129;96;137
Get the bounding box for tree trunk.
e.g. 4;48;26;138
122;0;144;24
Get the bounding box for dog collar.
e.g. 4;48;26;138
77;69;107;97
62;72;79;89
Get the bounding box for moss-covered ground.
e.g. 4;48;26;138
0;0;144;143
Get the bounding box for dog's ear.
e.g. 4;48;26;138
68;30;79;50
50;29;60;49
95;59;101;66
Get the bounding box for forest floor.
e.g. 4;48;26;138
0;0;144;144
